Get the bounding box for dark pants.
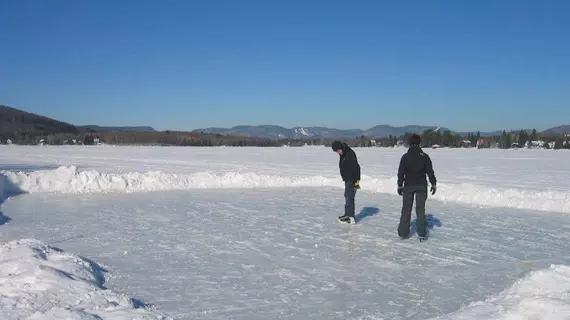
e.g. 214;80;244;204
398;185;428;238
344;181;357;217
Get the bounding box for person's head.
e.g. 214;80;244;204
409;134;421;147
331;140;344;155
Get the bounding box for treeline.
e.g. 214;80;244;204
328;130;468;148
481;129;570;149
98;130;281;146
454;129;570;150
1;127;569;150
1;130;283;147
327;128;570;150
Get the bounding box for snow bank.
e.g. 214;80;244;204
0;166;339;193
2;166;569;214
433;264;570;320
0;238;171;319
367;176;570;214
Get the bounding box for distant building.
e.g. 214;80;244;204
460;140;472;148
549;141;556;149
476;138;490;149
525;140;545;149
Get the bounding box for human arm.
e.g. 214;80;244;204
397;155;406;187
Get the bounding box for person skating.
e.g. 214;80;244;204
331;140;361;224
397;134;437;240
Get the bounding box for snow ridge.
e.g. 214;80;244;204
2;166;569;214
0;239;172;319
432;264;570;319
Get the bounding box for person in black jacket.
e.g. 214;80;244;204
332;140;361;224
397;134;437;240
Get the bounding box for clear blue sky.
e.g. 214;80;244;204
1;0;569;132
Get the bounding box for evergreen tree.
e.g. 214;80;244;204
505;132;512;148
83;135;95;145
442;130;453;147
501;130;507;148
518;130;529;147
554;138;564;150
530;129;538;142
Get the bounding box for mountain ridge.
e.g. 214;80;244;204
2;104;568;140
192;124;510;139
0;105;80;135
79;125;156;132
542;125;570;135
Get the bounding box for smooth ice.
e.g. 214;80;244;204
2;187;570;319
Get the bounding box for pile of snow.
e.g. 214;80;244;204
0;239;171;319
366;176;570;214
0;166;339;193
433;264;570;319
2;166;569;214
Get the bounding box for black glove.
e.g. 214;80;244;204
397;186;403;195
430;185;436;195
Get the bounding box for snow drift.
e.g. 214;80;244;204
433;264;570;319
0;238;171;319
2;166;569;214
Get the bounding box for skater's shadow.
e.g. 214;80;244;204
0;212;10;225
408;214;442;238
355;207;380;223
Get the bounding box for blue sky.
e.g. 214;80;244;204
1;0;569;132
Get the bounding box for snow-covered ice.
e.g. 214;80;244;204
434;264;570;319
1;146;569;213
0;238;171;319
1;145;570;319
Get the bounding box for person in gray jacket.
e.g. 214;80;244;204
397;134;437;241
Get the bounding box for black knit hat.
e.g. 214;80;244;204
331;140;343;151
409;134;421;146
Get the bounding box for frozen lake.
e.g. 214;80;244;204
3;188;570;319
1;146;570;319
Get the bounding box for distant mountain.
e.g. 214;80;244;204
0;105;79;135
193;125;456;139
542;125;570;135
364;125;452;137
0;105;156;140
79;125;156;132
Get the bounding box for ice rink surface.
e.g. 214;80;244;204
2;145;570;319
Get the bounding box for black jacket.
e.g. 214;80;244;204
338;143;361;182
397;146;436;187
